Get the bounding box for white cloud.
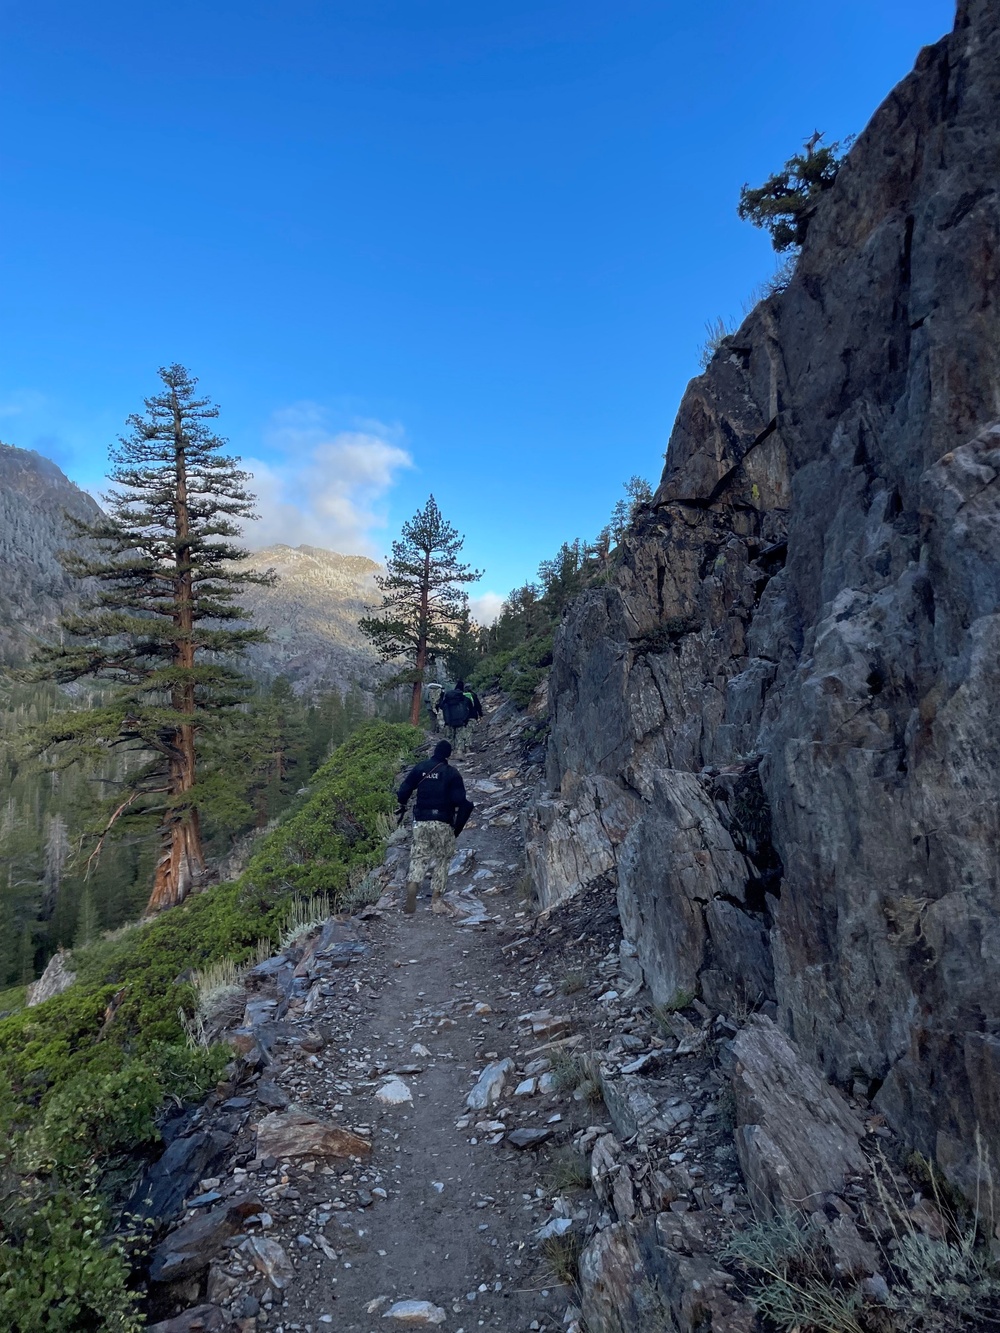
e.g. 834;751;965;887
243;403;413;555
470;591;505;626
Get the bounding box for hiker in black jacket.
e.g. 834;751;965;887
396;739;473;915
438;679;480;755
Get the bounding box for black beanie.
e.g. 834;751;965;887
433;740;453;760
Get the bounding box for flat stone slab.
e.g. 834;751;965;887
382;1300;447;1324
255;1110;371;1161
732;1015;867;1216
507;1127;554;1149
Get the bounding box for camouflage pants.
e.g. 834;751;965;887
408;819;455;897
446;723;469;755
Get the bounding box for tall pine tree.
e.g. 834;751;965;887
359;495;481;725
25;365;274;912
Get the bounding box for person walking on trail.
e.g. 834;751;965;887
424;681;444;732
463;682;484;747
439;679;480;755
396;739;474;915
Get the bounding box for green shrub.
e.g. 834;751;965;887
470;633;553;709
0;720;420;1123
243;720;421;897
26;1061;163;1172
0;1183;143;1333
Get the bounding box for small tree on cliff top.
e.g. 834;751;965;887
359;495;481;725
738;131;852;251
24;364;274;913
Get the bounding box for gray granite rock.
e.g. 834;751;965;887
532;0;1000;1203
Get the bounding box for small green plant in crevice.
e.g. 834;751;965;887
550;1050;602;1103
717;1084;738;1137
560;969;586;996
724;1211;867;1333
729;987;766;1029
339;869;384;915
546;1150;592;1193
699;315;738;369
651;989;697;1034
542;1230;584;1287
631;616;702;658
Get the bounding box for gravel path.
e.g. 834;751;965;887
147;704;758;1333
246;730;604;1333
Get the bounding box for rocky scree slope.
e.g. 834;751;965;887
528;0;1000;1209
138;699;948;1333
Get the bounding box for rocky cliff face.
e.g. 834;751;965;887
529;0;1000;1203
0;442;104;663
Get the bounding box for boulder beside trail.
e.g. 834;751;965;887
148;1196;263;1283
255;1109;371;1161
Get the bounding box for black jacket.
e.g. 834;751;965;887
440;688;471;728
397;757;467;824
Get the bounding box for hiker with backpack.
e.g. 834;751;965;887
424;681;445;732
438;679;482;755
396;739;474;915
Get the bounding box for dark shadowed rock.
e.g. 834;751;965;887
507;1127;554;1149
130;1128;235;1222
256;1079;290;1110
148;1195;263;1283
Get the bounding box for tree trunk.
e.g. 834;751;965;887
146;392;205;912
409;550;431;726
147;774;203;911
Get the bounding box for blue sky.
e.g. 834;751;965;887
0;0;954;618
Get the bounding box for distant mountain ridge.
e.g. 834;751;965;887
0;442;103;664
0;442;380;689
235;542;380;690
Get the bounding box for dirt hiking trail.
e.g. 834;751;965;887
147;699;750;1333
